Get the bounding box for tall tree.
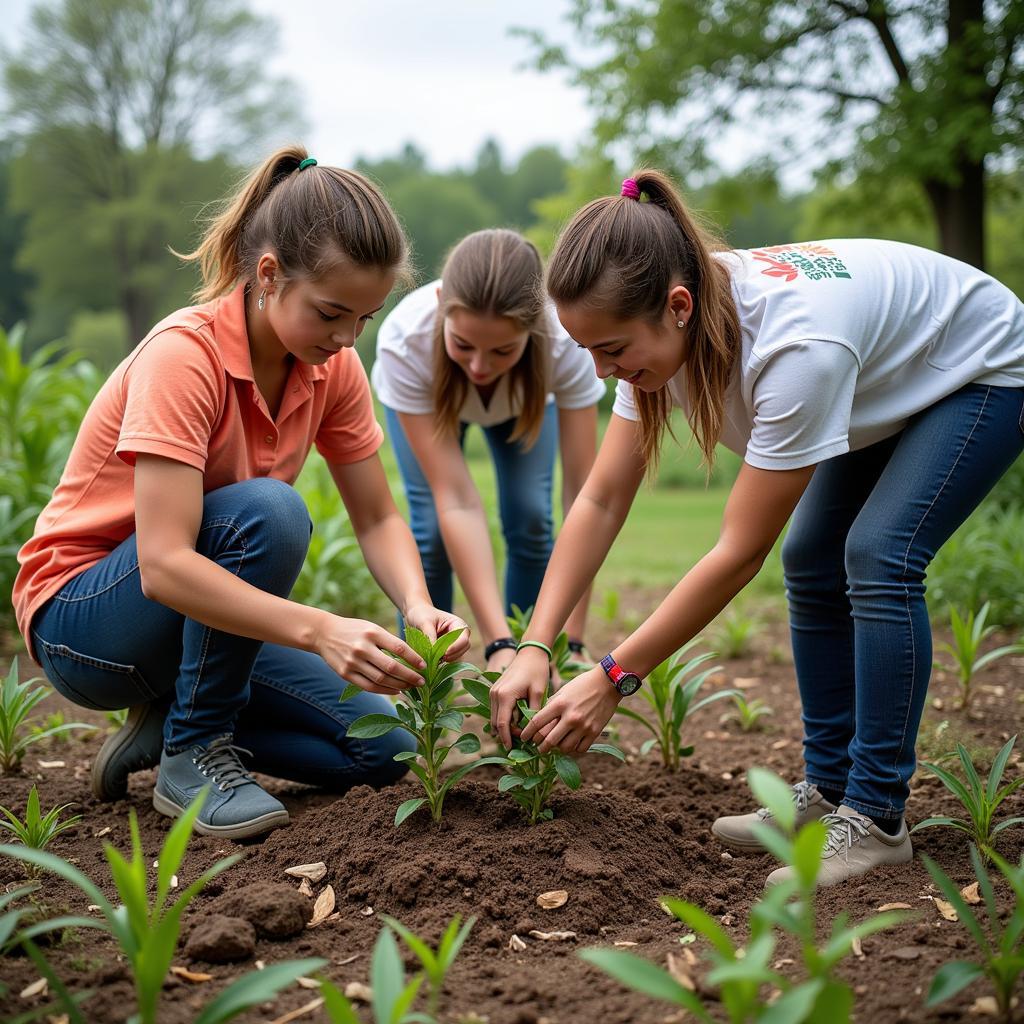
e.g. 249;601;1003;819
521;0;1023;268
3;0;303;344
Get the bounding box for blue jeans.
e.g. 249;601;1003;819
782;384;1024;819
384;403;557;615
31;477;413;788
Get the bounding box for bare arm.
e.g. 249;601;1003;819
520;459;816;754
396;411;509;646
557;404;599;646
133;454;426;693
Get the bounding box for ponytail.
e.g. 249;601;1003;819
546;168;739;476
180;145;410;301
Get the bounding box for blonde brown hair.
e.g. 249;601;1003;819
546;169;739;475
433;230;551;448
180;144;410;300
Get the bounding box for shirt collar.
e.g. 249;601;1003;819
213;282;330;384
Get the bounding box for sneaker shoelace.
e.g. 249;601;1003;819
819;811;873;860
755;780;817;822
193;738;254;792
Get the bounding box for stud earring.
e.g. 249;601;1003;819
258;290;266;311
676;318;686;328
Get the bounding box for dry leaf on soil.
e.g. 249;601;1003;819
169;966;213;983
877;902;912;911
851;936;865;958
268;999;324;1024
345;982;373;1003
297;878;314;897
296;977;321;990
536;889;568;909
37;760;65;769
508;934;527;951
961;882;982;905
665;953;696;991
970;996;1000;1016
307;885;336;928
529;930;577;942
284;862;327;883
360;906;374;916
933;898;958;922
19;978;47;999
93;827;111;838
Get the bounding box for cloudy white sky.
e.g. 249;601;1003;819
6;0;595;172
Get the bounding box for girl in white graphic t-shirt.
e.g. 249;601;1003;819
372;230;605;673
490;170;1024;887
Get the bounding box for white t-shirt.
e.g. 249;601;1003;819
613;240;1024;470
372;281;606;426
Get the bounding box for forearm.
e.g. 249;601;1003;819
613;543;762;677
141;549;326;652
353;510;433;616
437;505;508;643
524;492;626;647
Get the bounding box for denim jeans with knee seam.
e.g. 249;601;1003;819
31;477;414;788
384;403;557;615
782;383;1024;820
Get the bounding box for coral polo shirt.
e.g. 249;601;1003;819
14;283;383;655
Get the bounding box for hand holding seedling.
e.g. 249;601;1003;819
403;602;472;659
489;646;551;747
520;666;621;755
314;614;426;694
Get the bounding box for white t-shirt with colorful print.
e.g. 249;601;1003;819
372;281;606;427
612;239;1024;470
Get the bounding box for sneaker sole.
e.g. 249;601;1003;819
710;821;772;853
91;704;163;802
152;789;291;840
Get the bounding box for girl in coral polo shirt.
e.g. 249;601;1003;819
14;147;468;840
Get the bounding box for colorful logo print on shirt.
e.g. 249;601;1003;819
751;244;852;283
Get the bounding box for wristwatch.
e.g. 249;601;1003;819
600;654;642;697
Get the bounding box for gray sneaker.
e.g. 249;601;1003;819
91;700;167;802
153;736;290;840
765;805;913;888
711;780;837;852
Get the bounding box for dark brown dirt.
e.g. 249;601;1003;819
1;606;1022;1023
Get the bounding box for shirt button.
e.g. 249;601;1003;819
264;435;274;444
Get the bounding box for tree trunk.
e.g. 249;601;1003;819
923;161;986;270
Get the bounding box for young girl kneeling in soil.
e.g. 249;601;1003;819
371;229;605;673
490;170;1024;887
14;147;469;840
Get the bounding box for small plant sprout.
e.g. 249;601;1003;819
105;708;129;731
922;844;1024;1019
0;659;95;772
719;692;774;733
381;914;475;1019
346;628;506;826
319;924;429;1024
0;785;81;869
599;588;620;624
581;768;909;1022
615;641;737;771
912;735;1024;860
937;603;1024;710
29;710;70;744
0;789;325;1024
712;608;761;660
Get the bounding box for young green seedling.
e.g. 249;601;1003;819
318;925;427;1024
382;914;475;1019
615;641;737;771
912;735;1024;860
347;628;506;826
0;789;324;1024
719;693;774;733
937;603;1024;710
712;608;761;660
0;659;95;772
922;844;1024;1019
462;676;624;823
0;785;81;872
506;604;588;681
581;768;909;1023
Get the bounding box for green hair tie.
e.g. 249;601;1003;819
298;157;318;171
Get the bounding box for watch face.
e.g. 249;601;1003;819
617;674;642;696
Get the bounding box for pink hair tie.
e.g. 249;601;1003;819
620;178;641;200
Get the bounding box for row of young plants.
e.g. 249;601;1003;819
581;767;1024;1023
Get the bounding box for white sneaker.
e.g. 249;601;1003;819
711;781;837;852
765;805;913;888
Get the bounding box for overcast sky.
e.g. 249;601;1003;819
6;0;594;172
